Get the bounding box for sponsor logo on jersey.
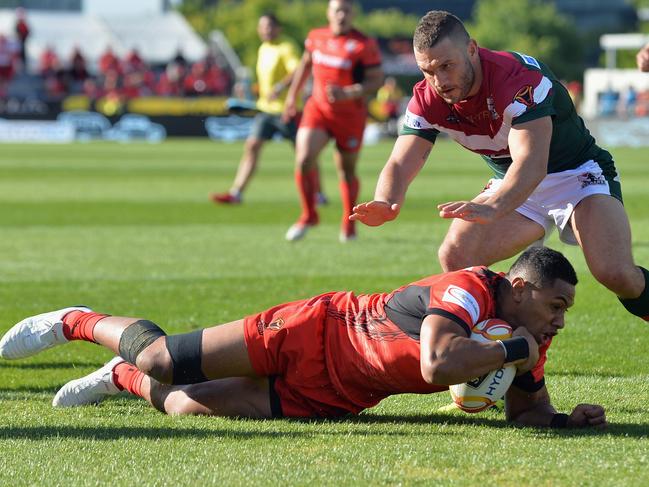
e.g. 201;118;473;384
313;49;352;69
446;112;460;124
404;110;434;130
578;172;606;188
513;85;535;108
515;52;541;69
442;285;480;323
486;96;500;120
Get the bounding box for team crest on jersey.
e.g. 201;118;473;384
513;85;535;107
442;285;480;323
256;317;285;335
578;172;606;188
486;96;499;120
446;112;460;124
345;39;358;52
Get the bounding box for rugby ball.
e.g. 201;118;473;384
448;319;516;413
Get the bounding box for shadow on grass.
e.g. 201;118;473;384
0;361;102;370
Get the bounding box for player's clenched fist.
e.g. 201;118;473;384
568;404;607;429
349;201;400;226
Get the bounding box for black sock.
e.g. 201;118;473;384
619;266;649;321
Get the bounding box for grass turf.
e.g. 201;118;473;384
0;138;648;486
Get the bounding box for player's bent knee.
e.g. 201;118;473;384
163;391;206;416
118;319;170;381
136;338;174;384
438;242;467;272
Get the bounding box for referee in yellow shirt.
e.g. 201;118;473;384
212;13;326;205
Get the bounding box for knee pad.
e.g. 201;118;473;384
118;320;166;365
165;329;208;384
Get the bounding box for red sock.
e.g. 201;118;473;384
112;361;145;397
61;310;110;342
339;177;359;234
295;168;318;225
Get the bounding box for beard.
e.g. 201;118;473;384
438;57;476;104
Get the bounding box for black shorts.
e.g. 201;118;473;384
250;112;298;142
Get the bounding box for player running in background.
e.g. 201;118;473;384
351;11;649;324
211;13;326;205
1;247;605;428
283;0;384;243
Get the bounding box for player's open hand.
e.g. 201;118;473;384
349;201;400;227
568;404;607;429
511;326;539;374
437;200;498;224
326;84;346;103
282;98;297;123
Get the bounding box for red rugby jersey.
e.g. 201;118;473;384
305;26;381;113
324;267;550;409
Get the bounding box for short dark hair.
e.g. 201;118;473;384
260;12;280;26
413;10;469;52
508;247;578;288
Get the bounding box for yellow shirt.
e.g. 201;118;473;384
256;38;300;114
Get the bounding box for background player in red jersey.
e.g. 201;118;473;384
1;247;605;429
283;0;384;243
351;10;649;324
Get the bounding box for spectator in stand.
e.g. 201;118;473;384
156;62;184;96
82;78;102;101
99;46;121;76
39;45;60;77
14;8;29;70
69;46;89;83
123;48;147;74
0;34;18;98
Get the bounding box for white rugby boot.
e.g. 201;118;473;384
53;356;124;408
0;306;92;360
285;223;312;241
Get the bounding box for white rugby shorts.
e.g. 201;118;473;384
481;160;618;245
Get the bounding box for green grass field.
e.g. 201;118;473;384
0;138;648;486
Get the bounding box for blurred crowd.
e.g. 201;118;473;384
39;46;233;101
0;7;233;101
598;85;649;118
0;8;29;97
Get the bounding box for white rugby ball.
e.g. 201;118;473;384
448;319;516;413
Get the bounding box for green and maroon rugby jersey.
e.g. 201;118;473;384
401;48;615;179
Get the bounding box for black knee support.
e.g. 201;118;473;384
118;320;166;365
165;329;208;384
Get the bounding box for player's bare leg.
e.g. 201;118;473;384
146;376;272;418
571;194;649;320
438;195;546;271
334;147;360;242
286;127;329;241
232;137;265;194
212;137;265;204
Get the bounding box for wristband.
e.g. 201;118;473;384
497;336;529;363
550;413;569;428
